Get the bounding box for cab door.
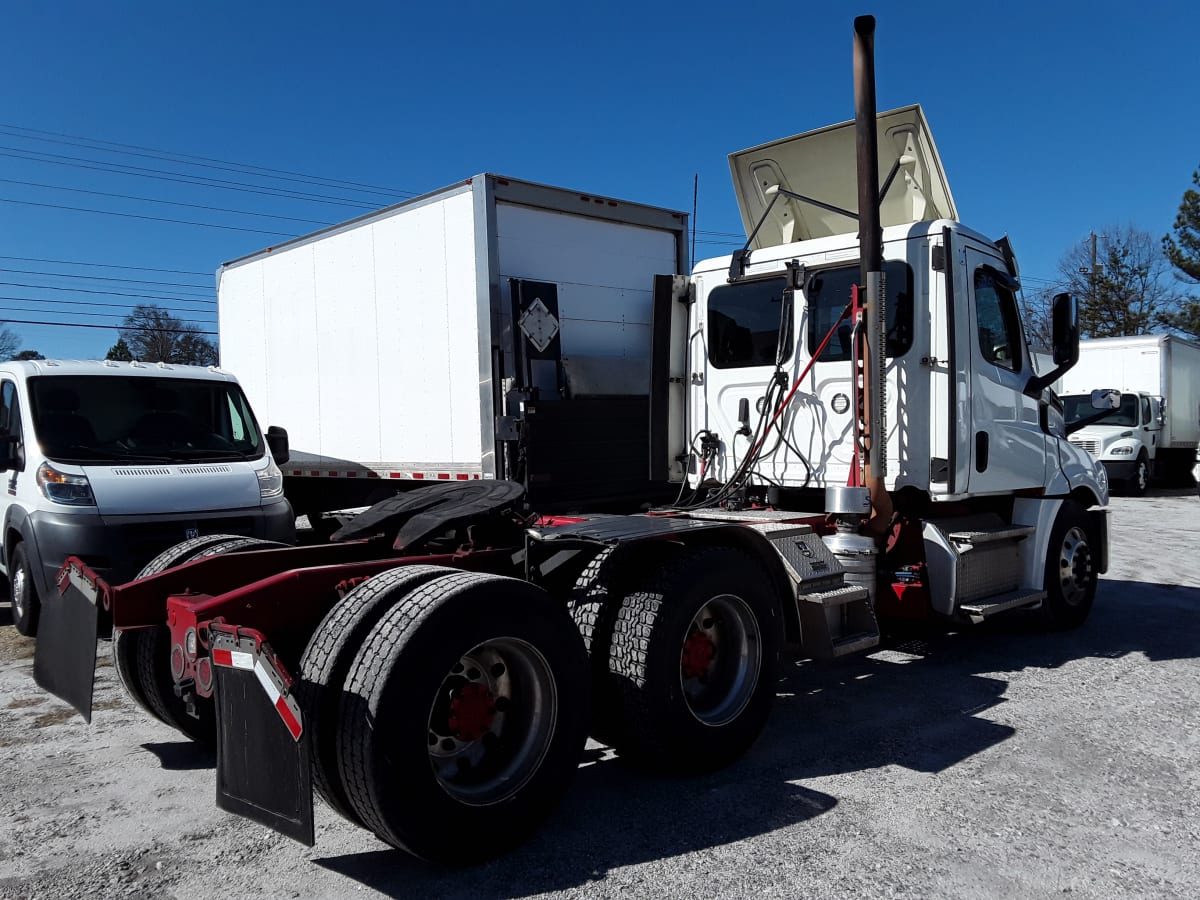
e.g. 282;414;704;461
963;246;1047;493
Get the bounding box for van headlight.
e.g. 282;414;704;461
257;457;284;499
36;462;96;506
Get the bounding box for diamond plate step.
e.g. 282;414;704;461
801;584;871;607
948;525;1036;546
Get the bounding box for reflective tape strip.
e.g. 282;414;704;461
253;660;302;740
212;648;255;670
287;469;485;481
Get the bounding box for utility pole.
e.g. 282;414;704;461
1089;230;1097;307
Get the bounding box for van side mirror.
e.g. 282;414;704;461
1024;292;1079;398
0;434;22;472
266;425;289;466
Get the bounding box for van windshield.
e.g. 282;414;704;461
29;375;265;464
1062;393;1138;428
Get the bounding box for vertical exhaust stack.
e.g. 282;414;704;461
853;14;893;533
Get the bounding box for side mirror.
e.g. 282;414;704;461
1050;292;1079;366
1091;389;1121;410
266;425;290;466
1024;292;1079;398
0;434;22;472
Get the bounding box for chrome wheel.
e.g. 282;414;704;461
11;563;28;622
678;594;762;726
427;637;557;805
1135;460;1148;493
1057;526;1093;607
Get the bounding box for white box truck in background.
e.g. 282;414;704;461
217;175;688;524
1058;334;1200;494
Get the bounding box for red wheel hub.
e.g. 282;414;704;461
448;682;497;741
681;630;716;679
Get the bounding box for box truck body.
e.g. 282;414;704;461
218;175;688;515
1058;334;1200;489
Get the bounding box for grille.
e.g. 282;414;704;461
1070;439;1099;455
177;465;234;475
112;467;172;477
121;516;256;560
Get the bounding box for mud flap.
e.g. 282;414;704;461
211;631;314;847
33;559;102;722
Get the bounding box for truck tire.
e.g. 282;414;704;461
1126;454;1149;496
1039;501;1098;630
9;542;40;637
607;547;780;773
112;534;250;719
118;535;288;741
337;570;590;863
566;547;633;747
297;564;456;826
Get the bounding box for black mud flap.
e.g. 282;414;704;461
33;559;102;722
211;631;314;847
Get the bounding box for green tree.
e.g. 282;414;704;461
105;338;134;361
1160;168;1200;339
11;349;45;360
116;305;217;365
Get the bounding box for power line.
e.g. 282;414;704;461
0;122;415;198
0;281;216;304
0;255;211;277
0;317;216;336
0;197;295;237
0;267;212;292
0;304;212;326
0;177;334;227
1;295;216;315
0;147;383;209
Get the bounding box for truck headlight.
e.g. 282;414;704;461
36;462;96;506
257;457;284;499
1110;446;1134;456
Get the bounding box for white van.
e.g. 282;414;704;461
0;359;295;635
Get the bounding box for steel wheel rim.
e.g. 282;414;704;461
678;593;762;726
1136;461;1147;492
427;637;557;806
11;564;28;621
1058;525;1092;607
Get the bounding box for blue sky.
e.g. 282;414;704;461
1;0;1196;359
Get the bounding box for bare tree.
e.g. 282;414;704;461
1049;226;1181;338
117;305;217;365
0;324;19;360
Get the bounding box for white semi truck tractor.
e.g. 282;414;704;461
35;15;1113;865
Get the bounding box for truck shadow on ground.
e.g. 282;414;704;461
312;578;1199;898
139;740;215;770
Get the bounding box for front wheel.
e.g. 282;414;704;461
9;543;40;637
607;547;781;773
1039;501;1098;630
1125;454;1149;497
337;571;590;864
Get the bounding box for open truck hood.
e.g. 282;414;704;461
729;104;957;249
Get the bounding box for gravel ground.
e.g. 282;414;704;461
1;491;1198;900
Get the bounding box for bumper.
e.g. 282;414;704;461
1099;459;1136;482
27;499;295;599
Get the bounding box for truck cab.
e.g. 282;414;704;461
1062;390;1161;494
660;106;1107;509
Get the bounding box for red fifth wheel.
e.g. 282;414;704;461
607;547;782;772
336;570;591;864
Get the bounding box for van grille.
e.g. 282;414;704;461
112;467;172;477
120;517;256;561
1070;439;1099;455
177;465;234;475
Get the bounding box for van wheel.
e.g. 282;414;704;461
9;543;40;637
607;547;780;773
337;571;590;863
1039;501;1098;630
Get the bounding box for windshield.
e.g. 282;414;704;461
1062;393;1137;427
29;375;264;464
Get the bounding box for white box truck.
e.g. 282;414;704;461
217;175;688;522
1058;334;1200;493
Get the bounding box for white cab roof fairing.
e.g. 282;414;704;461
729;105;957;249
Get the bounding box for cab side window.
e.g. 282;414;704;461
1141;396;1152;426
1;380;25;471
974;268;1022;372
